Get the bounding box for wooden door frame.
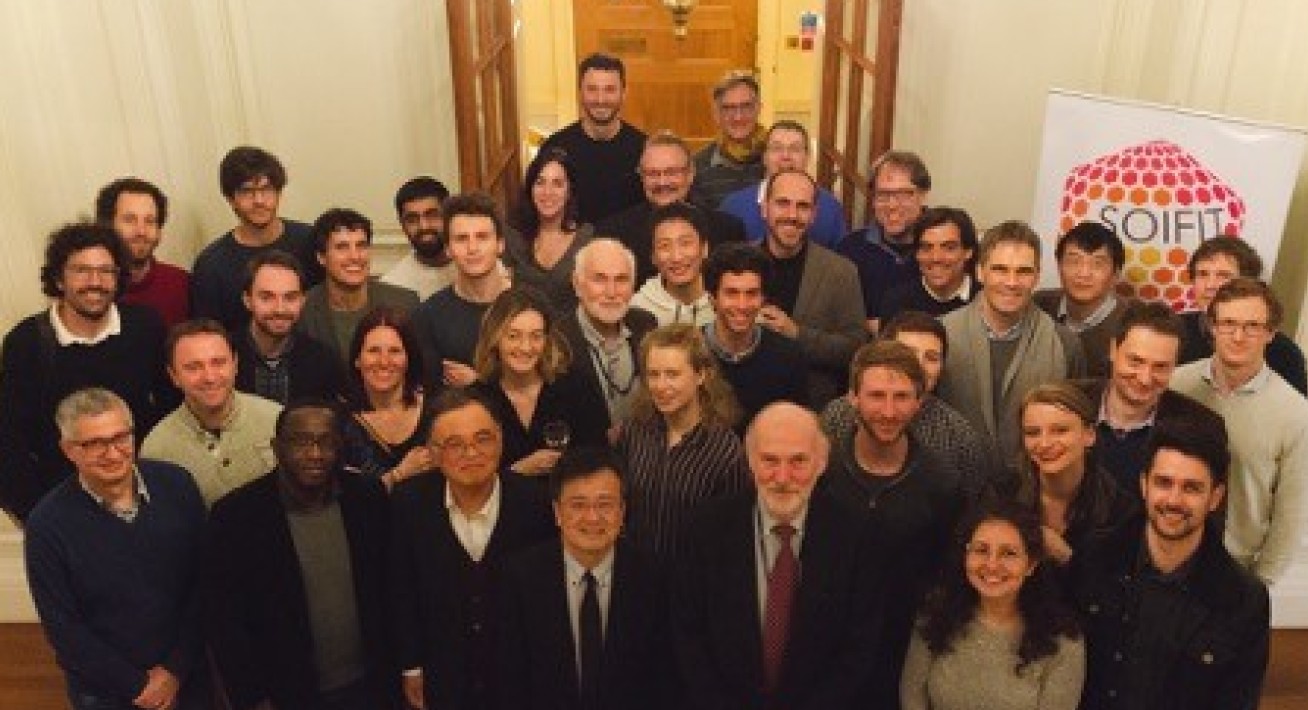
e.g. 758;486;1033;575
446;0;523;204
816;0;903;222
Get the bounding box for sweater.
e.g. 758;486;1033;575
900;620;1085;710
190;219;320;334
1169;361;1308;583
629;276;715;326
24;460;207;702
409;286;492;388
718;181;847;248
540;122;647;225
121;259;190;329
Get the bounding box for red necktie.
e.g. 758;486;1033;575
762;523;798;693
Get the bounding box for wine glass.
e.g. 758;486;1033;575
542;420;571;451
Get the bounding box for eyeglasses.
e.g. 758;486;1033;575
1211;318;1270;337
71;429;134;456
964;542;1027;564
283;433;340;452
434;430;498;456
560;497;621;517
65;264;119;280
872;188;921;206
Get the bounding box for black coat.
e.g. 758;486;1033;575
498;540;680;710
1070;515;1269;710
201;472;398;710
558;307;657;436
671;488;884;710
390;472;557;710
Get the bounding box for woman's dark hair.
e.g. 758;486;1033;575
918;499;1081;673
511;148;580;237
344;306;426;410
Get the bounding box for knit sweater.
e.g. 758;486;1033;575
24;460;207;702
1169;360;1308;583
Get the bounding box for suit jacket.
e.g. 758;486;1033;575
671;488;883;710
792;244;867;408
390;472;557;710
559;307;658;434
202;472;397;710
498;540;680;710
297;281;419;365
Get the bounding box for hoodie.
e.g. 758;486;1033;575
630;276;715;327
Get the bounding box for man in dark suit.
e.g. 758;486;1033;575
499;446;678;710
390;388;556;710
203;399;397;709
672;402;883;710
756;170;867;407
559;238;657;441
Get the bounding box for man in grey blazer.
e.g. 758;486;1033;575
756;169;866;408
296;208;418;368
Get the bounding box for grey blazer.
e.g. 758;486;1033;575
792;244;867;408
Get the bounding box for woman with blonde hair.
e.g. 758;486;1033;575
471;286;601;476
618;323;749;560
1017;381;1136;565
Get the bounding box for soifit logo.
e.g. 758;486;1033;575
1058;140;1246;310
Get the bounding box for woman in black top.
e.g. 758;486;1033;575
505;148;594;315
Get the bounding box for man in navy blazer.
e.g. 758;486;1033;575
672;402;884;710
203;399;398;709
499;446;678;710
390;387;556;710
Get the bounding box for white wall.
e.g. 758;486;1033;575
0;0;459;619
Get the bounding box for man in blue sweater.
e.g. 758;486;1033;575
24;388;209;709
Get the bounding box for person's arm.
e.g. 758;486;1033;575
24;524;148;700
793;265;867;369
1035;635;1086;710
897;628;931;710
669;525;733;710
0;325;45;520
200;500;273;708
389;490;427;707
1211;583;1270;710
1251;413;1308;584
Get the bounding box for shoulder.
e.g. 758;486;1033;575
371;281;420;306
1033;288;1063;314
1;313;44;354
807;244;857;276
138;459;206;509
237;392;284;420
209;473;277;520
194;232;238;263
626;306;658;333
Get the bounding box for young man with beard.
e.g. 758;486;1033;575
540;53;647;225
234;250;342;404
1071;416;1269;710
629;203;714;326
95;177;190;328
1034;221;1131;377
1;224;171;522
191;146;321;333
876;207;979;322
297;208;418;367
1170;278;1308;585
690;71;766;209
380;176;454;300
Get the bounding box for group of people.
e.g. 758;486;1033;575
1;50;1304;710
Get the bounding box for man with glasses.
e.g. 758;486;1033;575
836;150;932;333
499;446;679;710
390;388;555;710
1170;278;1308;585
25;388;209;709
718;120;847;247
691;72;767;209
192;145;321;334
1034;221;1131;377
599;131;745;282
1;224;171;522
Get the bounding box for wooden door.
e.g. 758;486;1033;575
447;0;522;206
573;0;757;150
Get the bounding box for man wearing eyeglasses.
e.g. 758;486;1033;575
25;388;209;710
1;224;171;523
1169;278;1308;585
835;150;932;333
690;72;767;209
499;446;678;710
599;131;746;283
389;387;555;710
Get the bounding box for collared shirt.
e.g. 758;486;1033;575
563;546;615;675
981;305;1028;342
1096;388;1156;436
1199;359;1272;396
923;274;974;305
754;502;808;628
702;322;763;364
79;465;151;523
576;306;637;424
49;303;121;346
1057;292;1118;334
445;477;502;561
246;330;298;404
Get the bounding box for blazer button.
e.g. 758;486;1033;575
1202;651;1214;664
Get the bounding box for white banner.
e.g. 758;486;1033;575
1032;89;1305;311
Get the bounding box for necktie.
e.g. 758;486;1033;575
580;570;603;709
762;523;798;693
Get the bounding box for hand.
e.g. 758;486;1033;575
865;317;881;336
758;305;799;338
511;449;562;476
1041;525;1073;565
403;673;426;709
442;360;478;387
389;446;435;487
133;665;179;710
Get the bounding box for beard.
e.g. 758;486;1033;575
411;231;447;261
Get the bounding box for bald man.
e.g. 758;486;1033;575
671;404;885;710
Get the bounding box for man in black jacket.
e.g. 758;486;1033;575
203;399;397;710
1071;415;1269;710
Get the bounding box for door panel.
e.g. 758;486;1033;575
447;0;522;206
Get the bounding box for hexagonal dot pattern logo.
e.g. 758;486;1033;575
1058;140;1246;311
